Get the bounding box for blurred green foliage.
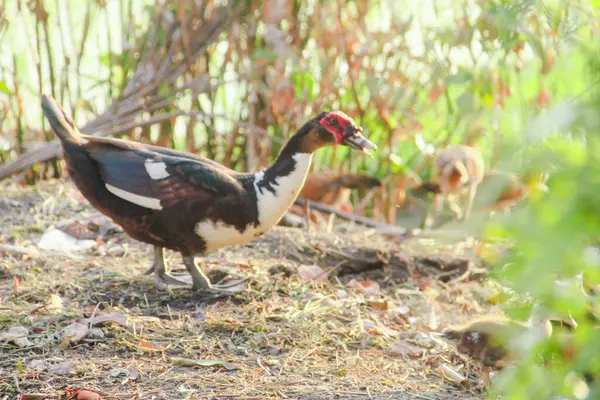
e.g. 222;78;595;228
483;38;600;399
2;0;600;397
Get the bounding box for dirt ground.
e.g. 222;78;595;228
0;179;502;400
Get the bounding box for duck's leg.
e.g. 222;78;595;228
143;246;161;275
147;246;189;289
182;255;246;294
447;194;464;220
424;193;442;229
462;184;478;221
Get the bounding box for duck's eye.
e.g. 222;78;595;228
328;117;338;126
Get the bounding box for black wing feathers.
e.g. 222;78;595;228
142;142;233;173
83;136;244;209
87;145;156;197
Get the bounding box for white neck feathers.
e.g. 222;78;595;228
253;152;313;228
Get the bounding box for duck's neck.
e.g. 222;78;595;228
253;148;313;228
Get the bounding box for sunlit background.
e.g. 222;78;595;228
2;0;600;398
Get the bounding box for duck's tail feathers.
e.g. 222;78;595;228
445;161;469;185
41;95;81;145
414;181;442;194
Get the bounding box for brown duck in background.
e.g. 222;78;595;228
288;171;381;220
443;317;533;370
414;122;551;226
416;128;485;227
476;170;527;212
472;170;549;213
443;305;577;384
41;95;376;294
418;169;548;217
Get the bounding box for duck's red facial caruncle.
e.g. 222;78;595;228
319;111;377;156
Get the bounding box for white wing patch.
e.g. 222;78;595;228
105;183;163;210
145;161;169;180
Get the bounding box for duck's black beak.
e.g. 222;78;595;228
342;127;377;157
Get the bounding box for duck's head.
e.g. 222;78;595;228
290;111;377;156
318;111;377;156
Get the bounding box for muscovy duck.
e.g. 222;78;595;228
442;305;575;385
415;131;485;227
41;95;376;294
413;125;488;228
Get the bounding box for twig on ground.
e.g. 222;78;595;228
0;244;81;259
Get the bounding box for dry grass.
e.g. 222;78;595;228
0;180;499;399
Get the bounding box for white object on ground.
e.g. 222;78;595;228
38;228;96;252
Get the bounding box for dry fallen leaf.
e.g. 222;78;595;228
390;305;410;315
49;360;74;375
83;305;97;316
13;276;21;293
440;364;467;384
59;336;72;350
346;279;381;295
87;328;105;339
362;320;400;337
297;264;328;283
367;300;389;310
82;311;142;333
76;389;102;400
48;294;64;313
88;312;129;326
128;367;140;381
59;220;100;240
61;322;89;345
20;394;50;400
109;367;129;378
137;339;158;352
0;325;33;347
389;340;424;357
29;360;49;371
29;359;73;375
172;357;238;371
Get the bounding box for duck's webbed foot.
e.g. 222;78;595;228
147;247;190;290
182;256;246;295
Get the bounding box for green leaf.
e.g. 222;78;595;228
0;81;11;95
99;54;111;68
524;33;544;58
482;92;494;108
158;83;170;97
291;71;316;101
253;48;278;64
446;70;472;85
456;91;480;113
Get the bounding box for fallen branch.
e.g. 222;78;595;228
293;198;410;236
292;198;472;240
